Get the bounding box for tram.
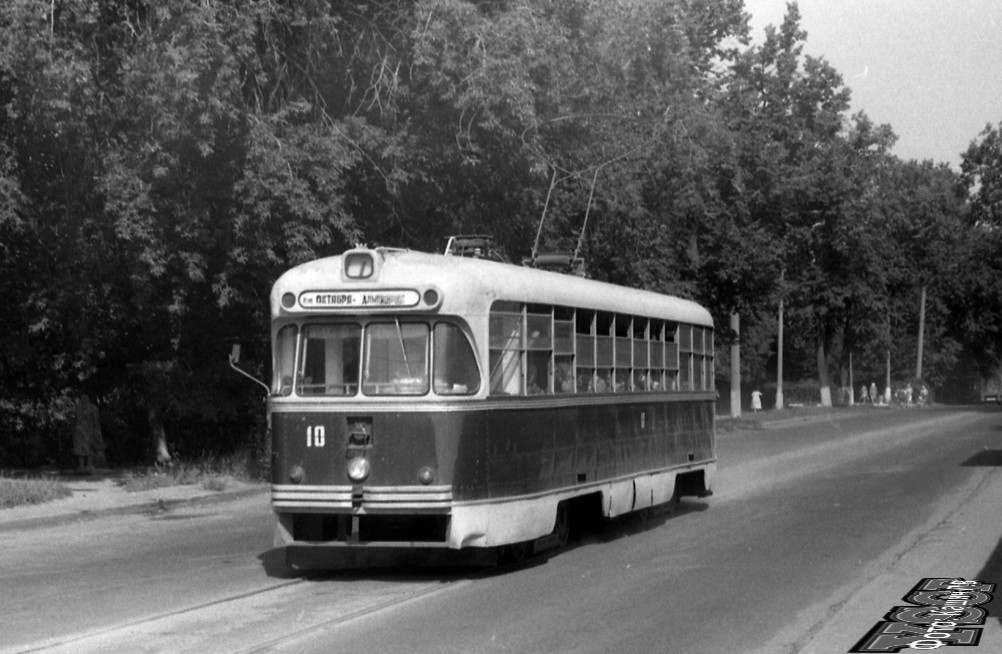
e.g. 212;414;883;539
268;240;715;568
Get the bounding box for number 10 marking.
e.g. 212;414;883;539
307;425;326;447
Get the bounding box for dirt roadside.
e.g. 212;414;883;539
0;470;268;532
0;404;841;532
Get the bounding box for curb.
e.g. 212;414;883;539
0;485;269;534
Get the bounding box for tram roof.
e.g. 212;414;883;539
272;248;713;327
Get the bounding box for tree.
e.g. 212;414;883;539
723;2;852;406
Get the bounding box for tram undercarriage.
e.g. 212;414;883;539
276;464;712;570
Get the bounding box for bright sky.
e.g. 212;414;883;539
741;0;1002;170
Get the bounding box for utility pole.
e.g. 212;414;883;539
915;285;926;379
775;298;784;410
730;312;741;418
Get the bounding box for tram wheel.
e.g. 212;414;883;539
500;540;534;564
553;503;571;548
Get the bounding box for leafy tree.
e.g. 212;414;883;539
960;118;1002;227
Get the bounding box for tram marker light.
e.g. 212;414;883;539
281;292;296;309
423;289;439;306
346;457;371;483
288;465;305;484
344;252;374;279
417;466;435;485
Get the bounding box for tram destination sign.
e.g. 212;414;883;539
298;289;421;310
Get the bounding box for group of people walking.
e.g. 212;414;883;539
858;382;885;404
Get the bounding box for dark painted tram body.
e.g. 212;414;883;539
268;247;715;564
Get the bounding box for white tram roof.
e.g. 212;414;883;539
271;247;713;328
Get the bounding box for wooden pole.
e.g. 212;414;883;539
775;298;784;410
915;285;926;379
730;312;741;418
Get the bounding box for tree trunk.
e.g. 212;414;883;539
886;348;892;404
149;406;171;466
816;339;832;407
730;312;741;418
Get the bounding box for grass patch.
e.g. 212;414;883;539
119;454;251;493
0;474;72;509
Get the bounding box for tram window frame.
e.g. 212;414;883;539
554;306;575;393
487;301;713;397
272;324;298;396
362;321;430;396
433;322;481;395
489;304;524;395
678;324;694;391
297;323;361;396
632;317;649;390
574;309;595;392
525;304;552;395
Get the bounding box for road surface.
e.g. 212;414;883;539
2;407;1001;653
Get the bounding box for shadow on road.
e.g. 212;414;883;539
256;498;711;580
977;530;1002;632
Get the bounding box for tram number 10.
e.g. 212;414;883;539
306;425;326;447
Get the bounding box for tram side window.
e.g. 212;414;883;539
632;317;649;390
489;306;523;395
678;324;693;391
433;323;480;395
664;323;679;390
575;309;595;392
554;307;575;393
526;309;551;394
297;324;361;396
272;324;298;396
614;315;631;391
595;312;614;392
363;322;429;395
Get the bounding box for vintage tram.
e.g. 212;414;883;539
268;242;715;568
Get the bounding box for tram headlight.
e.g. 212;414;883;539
346;457;371;483
288;465;305;484
417;466;435;485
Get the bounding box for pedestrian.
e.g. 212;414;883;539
870;382;878;405
751;389;762;412
859;384;869;404
73;394;103;474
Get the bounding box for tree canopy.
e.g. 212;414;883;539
1;0;998;465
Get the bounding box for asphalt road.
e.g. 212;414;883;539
2;407;1001;653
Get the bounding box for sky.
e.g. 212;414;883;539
740;0;1002;170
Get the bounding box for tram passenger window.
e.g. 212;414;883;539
297;324;360;396
363;322;429;395
272;325;298;396
433;323;480;395
489;307;522;395
489;349;522;394
680;353;693;390
555;357;574;393
526;313;551;350
595;370;611;393
526;351;549;394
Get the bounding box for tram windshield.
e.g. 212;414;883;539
279;320;479;397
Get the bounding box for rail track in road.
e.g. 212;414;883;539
15;572;472;654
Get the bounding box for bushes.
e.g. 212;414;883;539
0;473;71;509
